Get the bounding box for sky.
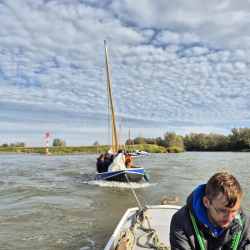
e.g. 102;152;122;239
1;0;250;147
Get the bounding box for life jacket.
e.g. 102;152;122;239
125;156;132;168
189;211;242;250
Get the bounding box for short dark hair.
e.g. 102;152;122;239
205;171;242;208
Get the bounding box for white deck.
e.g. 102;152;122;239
105;205;181;250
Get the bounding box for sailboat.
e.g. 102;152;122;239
136;131;150;156
96;41;146;183
128;127;137;157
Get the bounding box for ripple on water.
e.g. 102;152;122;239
82;179;154;189
1;152;249;250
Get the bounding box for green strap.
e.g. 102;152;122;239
234;214;242;249
189;211;206;250
227;214;242;250
189;210;242;250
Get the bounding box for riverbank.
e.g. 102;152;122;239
0;144;185;155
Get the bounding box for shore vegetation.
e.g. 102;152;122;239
0;144;184;155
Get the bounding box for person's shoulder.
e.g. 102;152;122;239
171;205;190;227
171;205;193;233
237;211;250;247
171;205;189;229
172;205;189;219
241;211;250;228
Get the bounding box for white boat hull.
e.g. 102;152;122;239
105;204;181;250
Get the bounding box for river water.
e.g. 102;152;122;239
0;152;249;249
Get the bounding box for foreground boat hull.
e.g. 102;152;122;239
105;205;181;250
96;168;145;183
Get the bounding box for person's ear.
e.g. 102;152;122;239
203;196;209;208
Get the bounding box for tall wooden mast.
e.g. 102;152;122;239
140;131;142;151
119;118;122;150
112;119;114;151
104;40;119;153
129;127;131;151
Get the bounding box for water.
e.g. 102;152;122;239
0;152;249;249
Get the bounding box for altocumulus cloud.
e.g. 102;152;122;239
0;0;250;146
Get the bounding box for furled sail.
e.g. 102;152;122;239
108;153;126;172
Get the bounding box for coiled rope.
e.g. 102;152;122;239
116;174;170;250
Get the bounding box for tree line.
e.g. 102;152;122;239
1;139;66;148
183;127;250;151
2;127;249;151
52;138;66;146
1;142;26;148
125;134;184;149
126;127;250;151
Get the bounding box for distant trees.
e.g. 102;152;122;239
228;127;250;150
146;138;157;144
132;137;143;145
53;138;66;146
163;131;184;149
93;140;100;146
156;137;164;146
123;127;250;152
1;142;26;147
164;131;176;148
125;136;164;147
126;139;133;146
125;137;158;146
1;127;248;152
10;142;26;147
176;136;184;149
182;127;250;151
125;138;133;145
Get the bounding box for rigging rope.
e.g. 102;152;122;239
116;174;170;250
116;206;170;250
125;174;142;208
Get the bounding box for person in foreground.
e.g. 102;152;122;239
170;171;250;249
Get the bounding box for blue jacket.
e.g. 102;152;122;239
170;185;250;249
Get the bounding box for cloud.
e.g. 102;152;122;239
0;0;250;146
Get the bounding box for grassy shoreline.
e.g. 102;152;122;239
0;145;185;155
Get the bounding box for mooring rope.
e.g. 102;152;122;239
116;206;170;250
116;174;170;250
116;227;136;250
125;173;142;208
